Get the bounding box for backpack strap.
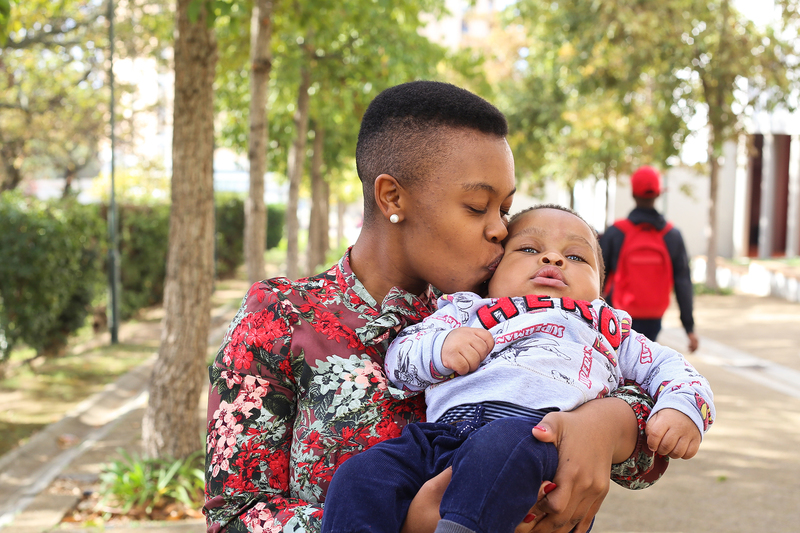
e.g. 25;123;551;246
613;218;636;234
615;218;672;236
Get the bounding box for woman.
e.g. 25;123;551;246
203;81;665;533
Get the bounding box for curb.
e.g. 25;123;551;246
0;297;239;532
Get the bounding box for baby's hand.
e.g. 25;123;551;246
646;408;702;459
441;327;494;376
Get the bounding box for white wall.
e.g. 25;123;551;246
526;142;744;261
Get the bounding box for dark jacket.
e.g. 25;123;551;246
599;207;695;334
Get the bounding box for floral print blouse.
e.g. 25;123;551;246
203;250;667;533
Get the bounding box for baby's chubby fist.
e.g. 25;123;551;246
441;327;494;376
646;408;702;459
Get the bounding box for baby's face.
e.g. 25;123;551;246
487;208;601;302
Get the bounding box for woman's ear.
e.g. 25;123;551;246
374;173;404;223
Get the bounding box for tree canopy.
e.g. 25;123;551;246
0;0;172;193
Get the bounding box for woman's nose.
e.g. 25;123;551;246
486;218;508;243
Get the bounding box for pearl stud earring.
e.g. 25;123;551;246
390;214;400;224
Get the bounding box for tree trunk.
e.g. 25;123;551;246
142;0;217;460
244;0;273;285
322;179;330;257
705;135;720;290
307;124;328;274
62;166;76;198
604;171;615;231
285;65;311;280
0;140;23;192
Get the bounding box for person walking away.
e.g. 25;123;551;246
599;165;698;352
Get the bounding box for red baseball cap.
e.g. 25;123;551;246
631;166;662;198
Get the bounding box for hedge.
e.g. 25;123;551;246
0;191;286;360
0;192;106;361
215;193;286;278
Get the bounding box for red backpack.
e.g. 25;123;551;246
605;219;674;319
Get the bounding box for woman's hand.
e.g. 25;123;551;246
401;467;452;533
524;398;639;533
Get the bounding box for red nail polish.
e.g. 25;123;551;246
533;425;547;432
523;513;536;523
544;482;557;494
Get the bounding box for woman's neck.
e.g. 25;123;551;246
349;230;427;306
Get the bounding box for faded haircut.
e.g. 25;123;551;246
356;81;508;222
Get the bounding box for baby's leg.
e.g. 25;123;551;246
437;416;558;533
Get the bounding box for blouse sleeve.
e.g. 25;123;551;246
203;282;323;533
608;382;670;490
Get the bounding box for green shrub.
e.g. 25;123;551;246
267;203;286;250
214;193;245;278
115;204;171;320
0;192;106;361
98;449;204;517
693;282;734;296
214;194;285;278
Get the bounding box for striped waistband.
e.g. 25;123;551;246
435;401;558;425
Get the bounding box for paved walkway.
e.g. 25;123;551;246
598;293;800;532
3;289;800;532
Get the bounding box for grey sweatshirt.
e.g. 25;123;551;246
385;292;714;436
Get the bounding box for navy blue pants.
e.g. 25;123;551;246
321;412;558;533
631;318;662;342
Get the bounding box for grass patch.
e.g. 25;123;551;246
693;283;734;296
0;343;150;457
0;263;254;460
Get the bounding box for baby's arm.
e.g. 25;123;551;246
441;327;494;375
615;315;715;458
645;408;702;459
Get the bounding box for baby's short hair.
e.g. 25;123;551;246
509;204;606;288
356;81;508;221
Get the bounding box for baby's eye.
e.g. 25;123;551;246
567;254;586;262
520;247;539;254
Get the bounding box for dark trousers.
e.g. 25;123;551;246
321;412;558;533
631;318;662;342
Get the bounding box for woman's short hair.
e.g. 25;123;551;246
356;81;508;221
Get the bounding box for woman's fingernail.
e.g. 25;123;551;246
523;513;536;523
544;482;557;494
533;425;547;433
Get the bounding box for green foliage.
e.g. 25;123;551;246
0;191;106;361
0;0;10;45
267;203;286;250
215;193;286;278
214;193;245;278
0;0;173;192
98;449;205;517
507;0;800;185
90;161;171;206
116;204;171;320
215;0;448;181
693;282;734;296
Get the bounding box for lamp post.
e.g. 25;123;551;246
108;0;120;344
